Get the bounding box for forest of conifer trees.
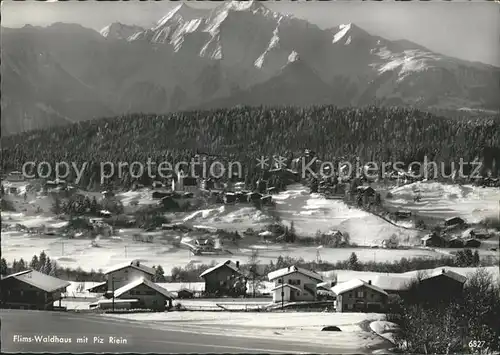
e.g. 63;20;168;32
1;105;499;189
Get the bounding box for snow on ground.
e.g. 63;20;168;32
385;181;500;223
1;228;444;273
273;184;422;245
180;205;273;232
320;266;500;285
104;311;388;349
370;321;398;344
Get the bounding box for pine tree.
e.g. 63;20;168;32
472;250;480;266
12;259;19;273
38;251;47;272
153;265;166;282
18;258;27;271
30;255;39;270
43;257;52;275
49;260;57;276
0;257;8;275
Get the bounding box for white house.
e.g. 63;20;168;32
268;266;323;303
104;260;155;290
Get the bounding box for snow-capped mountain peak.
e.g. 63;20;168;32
100;22;144;40
288;50;300;63
222;0;271;14
152;3;209;31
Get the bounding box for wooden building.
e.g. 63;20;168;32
199;260;243;296
331;279;388;312
268;266;323;303
0;270;70;310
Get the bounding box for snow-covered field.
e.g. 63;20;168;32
384;181;500;223
2;181;498;272
103;311;388;350
273;184;422;245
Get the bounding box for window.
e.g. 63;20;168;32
278;279;282;284
357;291;364;298
348;303;353;310
297;291;300;296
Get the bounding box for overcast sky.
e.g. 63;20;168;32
2;0;499;67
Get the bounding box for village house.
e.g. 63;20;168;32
110;278;175;311
6;171;25;182
200;260;245;296
447;236;465;248
0;270;70;310
421;233;445;247
381;238;399;249
172;170;198;193
268;266;324;303
414;269;467;304
331;279;388;312
464;238;481;248
104;260;155;291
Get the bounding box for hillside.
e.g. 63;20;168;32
1;0;499;135
2;106;499;188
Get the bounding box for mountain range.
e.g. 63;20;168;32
2;0;499;135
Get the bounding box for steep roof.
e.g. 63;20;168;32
270;283;302;292
422;268;467;283
104;260;155;275
331;279;388;296
114;278;175;299
2;269;71;293
268;265;323;282
200;260;241;278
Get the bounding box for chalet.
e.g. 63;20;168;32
99;210;112;218
111;278;175;311
331;279;388;312
89;299;139;310
223;192;237;204
316;280;337;300
0;270;70;310
86;281;107;294
445;217;465;227
268;266;323;303
104;260;155;291
200;260;244;296
417;269;467;303
421;234;445;247
321;230;344;246
381;238;399;249
172;170;198;193
447;237;465;248
464;238;481;248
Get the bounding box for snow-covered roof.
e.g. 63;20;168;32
86;281;107;291
200;260;241;278
317;280;336;289
331;279;388;296
114;278;175;299
104;260;155;275
270;283;302;292
268;266;323;282
371;275;413;291
96;299;139;304
2;269;70;293
155;282;205;292
422;269;467;284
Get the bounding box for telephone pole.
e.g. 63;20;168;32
112;277;115;312
281;276;284;311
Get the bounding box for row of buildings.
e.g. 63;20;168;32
1;258;468;313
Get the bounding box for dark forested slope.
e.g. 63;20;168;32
1;105;499;188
